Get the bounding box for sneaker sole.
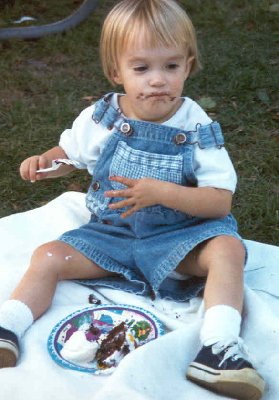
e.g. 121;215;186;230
0;340;19;368
186;362;265;400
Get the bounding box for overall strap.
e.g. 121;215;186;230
92;92;121;129
196;122;224;149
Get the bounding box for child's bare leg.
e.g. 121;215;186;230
176;235;245;312
10;240;114;320
0;240;114;368
178;236;265;399
177;235;245;344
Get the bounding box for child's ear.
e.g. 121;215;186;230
184;56;195;80
113;68;122;85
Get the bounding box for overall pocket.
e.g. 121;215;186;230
109;141;183;190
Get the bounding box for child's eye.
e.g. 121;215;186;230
133;66;148;72
167;63;179;70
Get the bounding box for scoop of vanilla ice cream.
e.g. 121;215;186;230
61;331;99;364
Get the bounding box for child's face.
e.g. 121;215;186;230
113;40;193;123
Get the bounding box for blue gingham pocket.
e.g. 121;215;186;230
109;141;183;190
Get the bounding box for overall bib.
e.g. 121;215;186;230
59;93;241;301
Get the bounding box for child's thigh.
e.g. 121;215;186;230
175;235;245;277
31;240;115;280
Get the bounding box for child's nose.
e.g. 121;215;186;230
149;70;166;86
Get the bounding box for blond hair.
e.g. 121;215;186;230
100;0;201;85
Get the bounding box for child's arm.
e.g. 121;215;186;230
20;146;75;182
105;176;232;219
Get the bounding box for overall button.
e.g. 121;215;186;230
174;132;187;144
92;181;100;191
120;122;133;136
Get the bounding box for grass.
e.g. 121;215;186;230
0;0;278;245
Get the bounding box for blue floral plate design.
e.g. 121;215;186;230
47;304;165;374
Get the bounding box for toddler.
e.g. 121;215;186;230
0;1;265;399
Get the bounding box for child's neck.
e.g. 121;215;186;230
117;94;184;123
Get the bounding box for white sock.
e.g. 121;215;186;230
200;305;241;346
0;300;34;339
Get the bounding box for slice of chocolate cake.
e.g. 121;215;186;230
95;321;136;369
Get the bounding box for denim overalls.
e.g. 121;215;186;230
59;93;241;301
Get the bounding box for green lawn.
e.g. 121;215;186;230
0;0;278;245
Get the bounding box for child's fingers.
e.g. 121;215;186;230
108;198;134;209
105;188;132;198
109;175;137;187
29;157;41;182
120;205;138;219
38;155;48;170
19;157;36;181
34;156;49;181
20;156;49;182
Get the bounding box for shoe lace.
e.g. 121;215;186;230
211;337;250;368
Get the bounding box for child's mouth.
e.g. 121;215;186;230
138;93;176;101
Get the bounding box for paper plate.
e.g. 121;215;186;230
47;304;165;374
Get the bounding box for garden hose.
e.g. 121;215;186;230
0;0;99;40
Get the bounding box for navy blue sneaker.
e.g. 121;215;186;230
0;327;19;368
186;339;265;400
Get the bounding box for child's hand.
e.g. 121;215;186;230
20;155;50;182
105;176;166;218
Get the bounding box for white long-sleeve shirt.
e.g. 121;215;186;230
59;93;237;193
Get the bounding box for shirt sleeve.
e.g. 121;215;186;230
58;104;112;174
59;106;95;169
194;146;237;193
59;128;87;169
169;98;237;193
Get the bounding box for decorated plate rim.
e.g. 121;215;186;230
47;303;165;374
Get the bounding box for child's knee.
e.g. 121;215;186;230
32;241;55;259
209;235;246;265
30;241;66;272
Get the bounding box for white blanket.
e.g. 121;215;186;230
0;192;278;400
